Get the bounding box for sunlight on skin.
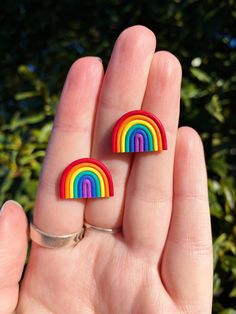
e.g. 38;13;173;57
0;26;212;314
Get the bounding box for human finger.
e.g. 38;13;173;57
85;26;156;228
123;51;181;254
161;127;213;312
34;57;103;234
0;201;28;313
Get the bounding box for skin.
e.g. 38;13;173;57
0;26;213;314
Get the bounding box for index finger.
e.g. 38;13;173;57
34;57;103;235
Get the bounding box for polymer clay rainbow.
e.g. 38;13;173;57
60;158;114;199
112;110;167;153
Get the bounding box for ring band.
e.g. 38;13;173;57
30;222;85;249
30;221;122;249
84;222;122;234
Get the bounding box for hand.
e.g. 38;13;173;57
0;26;213;314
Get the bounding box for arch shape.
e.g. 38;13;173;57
130;129;149;152
121;120;158;152
69;167;105;198
126;126;153;152
74;173;100;198
112;110;167;152
60;158;114;199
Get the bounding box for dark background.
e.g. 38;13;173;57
0;1;235;312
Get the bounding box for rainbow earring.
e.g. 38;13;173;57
60;158;114;199
112;110;167;153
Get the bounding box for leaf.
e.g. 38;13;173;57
15;91;41;101
208;158;228;178
190;67;211;83
213;273;222;295
229;287;236;297
223;185;235;210
206;95;225;122
220;309;236;314
6;113;46;131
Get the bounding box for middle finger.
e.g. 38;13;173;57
85;26;156;228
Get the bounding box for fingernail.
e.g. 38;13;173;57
96;57;103;63
0;200;22;216
0;201;7;216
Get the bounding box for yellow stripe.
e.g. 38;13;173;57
69;167;105;198
121;120;158;152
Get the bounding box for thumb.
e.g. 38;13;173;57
0;200;28;314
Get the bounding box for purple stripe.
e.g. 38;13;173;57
135;134;144;152
82;179;92;198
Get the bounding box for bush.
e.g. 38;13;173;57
0;1;235;312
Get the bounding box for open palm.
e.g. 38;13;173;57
0;26;213;314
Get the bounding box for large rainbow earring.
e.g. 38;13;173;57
112;110;167;153
60;158;114;199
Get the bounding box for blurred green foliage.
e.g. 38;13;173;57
0;0;235;312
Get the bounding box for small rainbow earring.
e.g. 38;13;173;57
112;110;167;153
60;158;114;199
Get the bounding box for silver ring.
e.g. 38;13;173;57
84;222;122;234
30;222;85;249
